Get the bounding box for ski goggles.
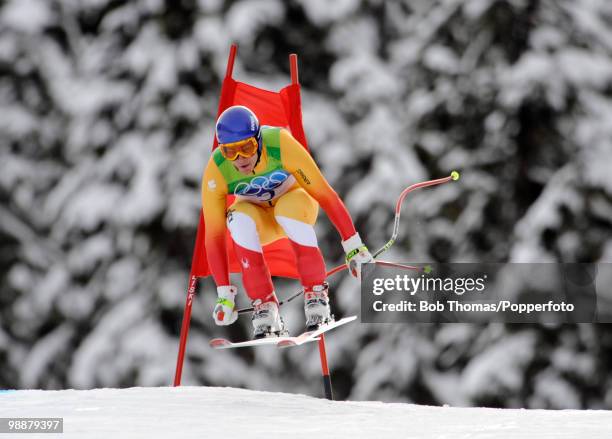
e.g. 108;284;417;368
219;137;259;161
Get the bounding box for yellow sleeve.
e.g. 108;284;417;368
280;129;356;240
201;157;230;286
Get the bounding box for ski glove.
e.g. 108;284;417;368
342;233;374;280
213;285;239;326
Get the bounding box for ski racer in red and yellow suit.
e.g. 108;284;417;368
202;106;372;336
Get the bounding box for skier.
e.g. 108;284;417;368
202;105;373;338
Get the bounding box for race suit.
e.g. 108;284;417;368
202;126;356;301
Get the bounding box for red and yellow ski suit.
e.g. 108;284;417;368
202;127;356;301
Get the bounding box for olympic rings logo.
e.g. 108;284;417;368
234;171;290;201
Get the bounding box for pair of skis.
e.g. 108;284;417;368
209;316;357;349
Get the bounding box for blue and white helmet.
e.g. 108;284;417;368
215;105;261;145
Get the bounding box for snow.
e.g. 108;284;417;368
225;0;285;45
461;332;537;401
1;386;611;439
557;48;612;89
423;45;460;74
31;265;69;315
104;258;142;301
510;166;582;262
68;295;180;389
327;16;380;56
532;369;581;409
1;0;51;33
67;235;113;275
60;183;123;232
564;1;612;52
50;76;133;119
197;0;223;13
297;0;359;26
463;0;495;20
0;104;38;137
21;325;74;388
530;26;567;50
499;52;555;108
330;55;400;105
194;16;229;53
99;3;140;32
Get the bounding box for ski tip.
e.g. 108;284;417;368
209;338;231;349
450;170;460;181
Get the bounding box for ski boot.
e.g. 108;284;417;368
304;283;334;331
252;298;288;339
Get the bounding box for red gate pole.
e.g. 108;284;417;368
318;334;333;400
173;45;239;386
290;53;298;84
289;51;334;400
173;272;198;386
226;44;237;78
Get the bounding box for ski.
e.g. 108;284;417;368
209;331;320;350
277;315;357;348
209;316;357;350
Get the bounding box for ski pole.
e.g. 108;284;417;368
236;172;460;315
373;171;460;258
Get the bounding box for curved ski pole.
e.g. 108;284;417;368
236;172;460;315
373;171;460;258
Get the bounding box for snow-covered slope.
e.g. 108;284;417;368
1;386;611;439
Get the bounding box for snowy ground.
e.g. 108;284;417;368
1;387;612;439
